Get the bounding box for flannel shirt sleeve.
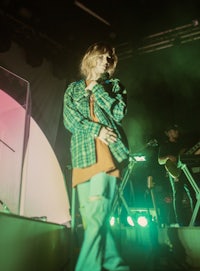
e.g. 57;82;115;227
63;82;101;137
92;79;127;123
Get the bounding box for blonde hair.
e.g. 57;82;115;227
80;42;118;78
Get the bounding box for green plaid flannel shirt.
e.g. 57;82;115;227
63;78;130;168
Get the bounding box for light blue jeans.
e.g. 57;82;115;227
75;172;130;271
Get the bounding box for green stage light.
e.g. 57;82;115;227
133;155;146;162
127;216;135;227
109;216;116;227
137;215;148;227
126;209;154;228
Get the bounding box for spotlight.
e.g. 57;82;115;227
127;208;156;228
109;215;121;227
133;155;146;162
109;216;116;227
130;153;146;162
127;215;135;227
126;214;149;227
137;215;148;227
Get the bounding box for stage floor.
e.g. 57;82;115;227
73;222;200;271
1;212;200;271
110;224;200;271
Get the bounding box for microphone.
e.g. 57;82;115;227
97;72;110;84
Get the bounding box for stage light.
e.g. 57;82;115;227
126;208;156;228
109;215;121;227
133;155;146;162
137;215;148;227
110;208;155;228
109;216;116;227
126;214;149;227
127;215;135;227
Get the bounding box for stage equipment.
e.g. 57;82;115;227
0;200;11;213
126;208;157;228
133;154;146;162
147;176;160;226
110;156;136;225
110;139;158;227
180;162;200;226
179;142;200;226
123;176;160;228
0;65;70;224
0;212;70;271
138;19;200;54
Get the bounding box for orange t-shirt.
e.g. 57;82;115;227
72;94;120;187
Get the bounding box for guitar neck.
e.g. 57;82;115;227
185;141;200;155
